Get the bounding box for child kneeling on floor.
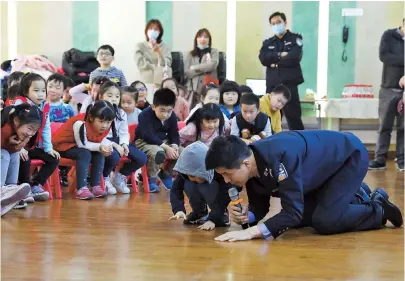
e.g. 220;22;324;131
52;101;116;200
169;141;231;230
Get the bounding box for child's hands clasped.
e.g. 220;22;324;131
47;149;61;159
121;144;129;157
168;211;186;220
100;144;113;157
9;135;22;146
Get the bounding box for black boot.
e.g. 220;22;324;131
371;188;403;227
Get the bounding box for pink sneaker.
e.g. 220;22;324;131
76;187;94;200
91;186;107;198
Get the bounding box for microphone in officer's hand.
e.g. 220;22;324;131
228;187;248;230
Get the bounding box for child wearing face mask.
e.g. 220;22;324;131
46;74;75;123
218;80;241;119
231;93;272;144
96;81;147;195
185;28;219;97
180;103;229;148
259;84;291;134
130;80;151;110
135;19;172;98
13;73;60;202
161;78;189;121
90;45;127;86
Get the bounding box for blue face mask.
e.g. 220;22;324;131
272;23;285;35
197;44;209;50
148;30;160;41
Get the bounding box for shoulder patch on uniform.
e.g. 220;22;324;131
296;38;303;47
278;163;288;182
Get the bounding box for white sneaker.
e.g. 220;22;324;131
112;173;131;194
24;191;35;203
1;183;30;216
104;176;117;195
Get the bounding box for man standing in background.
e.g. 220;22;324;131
259;11;304;130
369;19;404;172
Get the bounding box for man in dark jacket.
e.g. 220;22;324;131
259;11;304;131
205;133;402;242
369;19;404;172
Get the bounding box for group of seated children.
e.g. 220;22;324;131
1;43;292;224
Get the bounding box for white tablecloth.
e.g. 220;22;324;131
323;98;379;119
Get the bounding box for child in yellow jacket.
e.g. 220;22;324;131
259;84;291;134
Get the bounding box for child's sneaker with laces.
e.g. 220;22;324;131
156;169;173;190
148;177;160;193
31;184;49;201
112;173;131;194
76;187;94;200
91;185;107;198
104;176;117;195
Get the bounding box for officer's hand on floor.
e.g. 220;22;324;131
198;221;215;231
229;204;249;225
168;211;186;221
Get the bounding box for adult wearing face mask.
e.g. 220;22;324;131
259;12;304;131
185;28;219;109
135;19;172;101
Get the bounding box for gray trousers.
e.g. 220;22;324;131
374;88;404;164
1;149;20;187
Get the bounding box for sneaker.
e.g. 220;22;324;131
31;184;49;201
371;187;403;227
184;210;209;225
396;162;404;172
1;183;30;216
112;173;131;194
135;169;143;184
91;185;107;198
156;169;173;190
104;176;117;195
76;187;94;200
155;151;166;165
368;161;386;170
13;200;27;209
23;191;35;203
394;158;397;163
148;177;160;193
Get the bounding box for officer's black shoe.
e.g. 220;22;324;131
155;151;166;165
371;188;403;227
183;211;208;225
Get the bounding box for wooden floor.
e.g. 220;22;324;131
2;161;404;281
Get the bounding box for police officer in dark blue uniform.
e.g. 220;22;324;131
259;11;305;131
205;132;403;242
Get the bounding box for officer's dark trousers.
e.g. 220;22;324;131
282;84;305;130
247;150;383;235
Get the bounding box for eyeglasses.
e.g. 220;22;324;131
98;52;112;57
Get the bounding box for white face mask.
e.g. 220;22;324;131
148;29;160;41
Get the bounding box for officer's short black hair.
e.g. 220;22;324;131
153;88;176;107
206;136;252;170
240;93;260;109
269;12;287;23
272;84;291;101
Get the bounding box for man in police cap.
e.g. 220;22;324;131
259;11;304;130
205;132;402;242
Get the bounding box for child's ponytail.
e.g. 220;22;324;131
1;104;43;128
